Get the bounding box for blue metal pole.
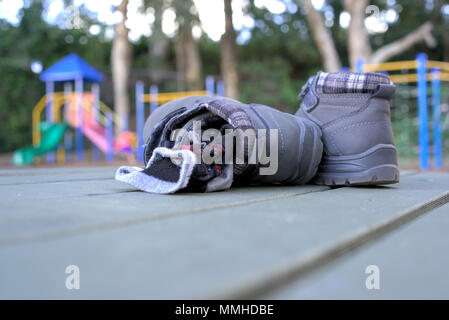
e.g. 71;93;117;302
417;53;429;170
205;75;215;95
75;78;84;162
91;83;101;162
45;81;55;163
431;68;442;169
150;85;158;114
136;81;145;163
355;59;364;72
217;80;225;96
63;82;72;163
106;112;114;162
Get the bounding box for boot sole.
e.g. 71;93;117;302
313;144;399;186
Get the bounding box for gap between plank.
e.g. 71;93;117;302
0;168;114;177
216;189;449;299
0;171;418;246
0;187;330;247
0;177;113;186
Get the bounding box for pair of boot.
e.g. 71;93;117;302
116;71;399;194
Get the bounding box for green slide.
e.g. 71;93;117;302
12;122;69;166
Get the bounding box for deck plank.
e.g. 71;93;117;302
264;203;449;299
0;171;447;299
0;182;328;244
0;167;116;185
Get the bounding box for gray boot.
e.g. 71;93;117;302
116;95;323;193
295;71;399;186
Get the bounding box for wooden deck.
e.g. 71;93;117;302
0;167;448;299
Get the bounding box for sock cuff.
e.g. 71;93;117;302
115;147;197;194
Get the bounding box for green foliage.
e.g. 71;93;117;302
238;57;301;113
0;2;109;152
1;0;449;157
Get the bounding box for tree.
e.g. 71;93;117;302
302;0;341;71
220;0;240;98
345;0;371;67
146;0;169;82
345;0;436;66
111;0;131;132
303;0;437;70
174;0;203;90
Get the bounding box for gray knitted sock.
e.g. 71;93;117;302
115;147;197;194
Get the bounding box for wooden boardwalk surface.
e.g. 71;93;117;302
0;167;448;299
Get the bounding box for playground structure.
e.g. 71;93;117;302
17;52;447;169
355;53;449;170
14;53;223;166
29;90;124;165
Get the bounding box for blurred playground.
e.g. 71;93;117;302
5;52;449;173
2;1;449;302
10;53;223;168
6;51;449;172
1;0;449;171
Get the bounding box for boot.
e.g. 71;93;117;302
295;71;399;186
116;96;323;193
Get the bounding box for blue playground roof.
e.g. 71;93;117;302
39;53;104;83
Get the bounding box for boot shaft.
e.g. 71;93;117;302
296;71;399;186
296;72;396;157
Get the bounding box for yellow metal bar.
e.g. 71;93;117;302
32;95;47;146
389;73;418;83
358;60;449;73
427;60;449;72
57;147;65;163
389;72;449;83
99;101;122;128
141;90;209;103
361;60;417;72
32;92;66;147
439;72;449;81
52;95;66;163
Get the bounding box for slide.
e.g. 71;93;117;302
66;94;135;153
12;122;69;166
66;93;110;153
81;106;109;152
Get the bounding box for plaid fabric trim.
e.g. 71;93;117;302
315;72;393;94
206;99;256;176
206;100;254;131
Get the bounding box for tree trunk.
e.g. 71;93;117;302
111;0;131;132
345;0;372;68
148;0;168;83
184;27;203;90
220;0;239;99
444;31;449;63
175;26;203;91
174;0;203;91
175;31;186;91
303;0;341;72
